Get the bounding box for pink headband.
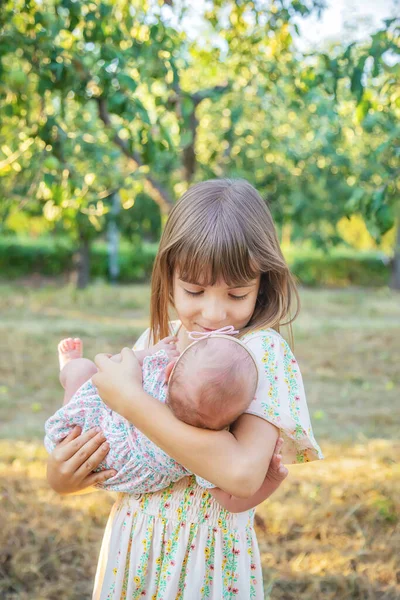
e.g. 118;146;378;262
187;325;239;340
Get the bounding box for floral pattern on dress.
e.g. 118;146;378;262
94;476;263;600
243;328;324;464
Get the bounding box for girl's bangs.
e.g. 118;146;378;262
171;233;260;287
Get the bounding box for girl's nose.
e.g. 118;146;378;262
202;300;227;325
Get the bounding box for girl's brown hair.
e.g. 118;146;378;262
149;179;299;343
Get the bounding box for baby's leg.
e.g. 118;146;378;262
58;338;97;405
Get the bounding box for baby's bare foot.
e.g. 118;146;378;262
58;337;83;370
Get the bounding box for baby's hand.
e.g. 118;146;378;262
135;336;180;365
152;336;180;361
266;437;288;483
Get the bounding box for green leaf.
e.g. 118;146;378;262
356;98;371;123
133;99;151;125
351;56;367;103
375;204;394;235
118;74;138;92
44;173;55;187
343;42;356;63
345;188;364;215
371;188;386;212
181;96;194;120
180;130;193;147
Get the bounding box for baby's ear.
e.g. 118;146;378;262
164;358;178;383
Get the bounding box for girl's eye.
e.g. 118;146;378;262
184;289;249;300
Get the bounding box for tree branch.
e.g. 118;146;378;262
96;97;173;214
0;139;35;170
191;83;231;106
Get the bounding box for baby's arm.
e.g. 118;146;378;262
209;439;288;512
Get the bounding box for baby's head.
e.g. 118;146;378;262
166;336;258;430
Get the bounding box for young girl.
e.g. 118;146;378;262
46;179;323;599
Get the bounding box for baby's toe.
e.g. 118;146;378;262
66;338;75;351
73;338;83;351
58;339;69;353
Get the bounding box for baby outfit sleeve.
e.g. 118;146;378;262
194;475;216;490
243;330;323;464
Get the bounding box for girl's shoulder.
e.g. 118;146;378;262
242;327;284;345
242;327;294;361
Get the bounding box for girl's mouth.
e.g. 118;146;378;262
196;324;218;332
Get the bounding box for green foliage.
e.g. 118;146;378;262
118;192;162;242
0;236;157;282
90;242;157;281
0;237;73;278
0;0;398;289
291;250;390;287
0;237;389;287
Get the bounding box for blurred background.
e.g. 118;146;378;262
0;1;399;598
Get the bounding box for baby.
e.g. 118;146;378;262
45;330;261;495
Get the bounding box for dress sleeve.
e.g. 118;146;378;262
132;328;151;351
243;330;323;464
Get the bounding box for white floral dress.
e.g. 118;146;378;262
93;323;323;600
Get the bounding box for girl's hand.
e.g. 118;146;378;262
46;426;116;494
93;347;142;417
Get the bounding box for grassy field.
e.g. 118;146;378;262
0;282;399;599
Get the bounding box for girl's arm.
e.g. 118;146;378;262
209;440;288;512
93;349;279;498
210;479;281;513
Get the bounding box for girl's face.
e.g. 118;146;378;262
173;271;261;338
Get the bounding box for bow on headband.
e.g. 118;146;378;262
187;325;239;340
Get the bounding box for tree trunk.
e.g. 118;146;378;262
76;233;90;289
107;192;120;285
182;110;198;184
390;220;400;290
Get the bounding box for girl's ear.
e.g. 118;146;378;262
164;358;178;383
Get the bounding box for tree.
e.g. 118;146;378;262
321;19;400;286
1;1;398;286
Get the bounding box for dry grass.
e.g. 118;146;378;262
0;283;399;599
